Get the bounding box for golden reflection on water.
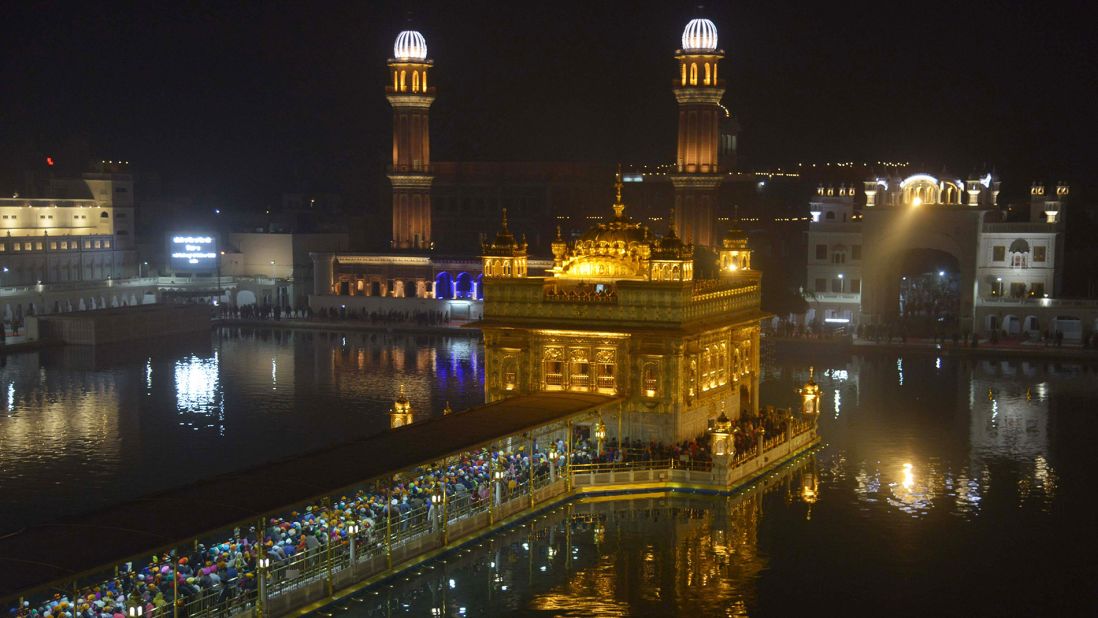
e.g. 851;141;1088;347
525;458;818;617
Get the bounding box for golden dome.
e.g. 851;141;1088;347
557;168;654;280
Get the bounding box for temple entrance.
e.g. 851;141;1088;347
897;249;960;337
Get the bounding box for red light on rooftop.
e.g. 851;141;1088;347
46;156;55;166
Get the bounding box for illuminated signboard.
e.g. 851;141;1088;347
169;234;218;271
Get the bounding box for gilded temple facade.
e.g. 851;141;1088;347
476;173;766;442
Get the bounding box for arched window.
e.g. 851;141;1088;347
393;70;399;90
681;63;687;86
100;211;109;219
704;62;711;85
400;70;406;92
422;70;427;90
412;70;419;93
642;363;658;397
713;63;718;83
689;63;698;85
503;261;511;276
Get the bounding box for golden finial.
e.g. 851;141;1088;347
612;164;625;218
615;163;623;203
555;225;563;241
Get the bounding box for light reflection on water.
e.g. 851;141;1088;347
0;328;485;530
1;333;1096;613
332;459;811;618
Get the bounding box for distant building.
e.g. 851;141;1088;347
803;173;1085;338
0;161;137;286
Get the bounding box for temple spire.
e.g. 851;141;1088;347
500;207;509;231
612;164;625;218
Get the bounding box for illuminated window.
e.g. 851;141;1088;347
412;70;419;92
502;358;517;391
641;363;658;396
544;347;564;389
689;63;697;85
12;244;19;252
49;242;57;250
713;62;717;83
104;240;111;249
571;360;590;388
94;240;102;249
681;63;686;86
704;62;711;85
393;70;399;90
35;242;43;250
400;70;406;92
422;70;427;90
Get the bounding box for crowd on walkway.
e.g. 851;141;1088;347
12;419;805;618
14;434;679;618
214;303;453;326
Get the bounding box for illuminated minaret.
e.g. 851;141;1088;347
671;18;724;248
387;29;434;250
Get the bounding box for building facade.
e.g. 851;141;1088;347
0;167;137;287
804;172;1078;338
477;173;765;442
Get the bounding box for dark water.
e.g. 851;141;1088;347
2;331;1097;614
0;328;485;529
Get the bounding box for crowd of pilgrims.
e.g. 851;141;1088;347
13;429;736;618
14;405;807;618
215;304;452;326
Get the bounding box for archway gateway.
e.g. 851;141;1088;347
896;248;961;336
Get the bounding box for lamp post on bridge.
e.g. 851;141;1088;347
256;555;270;618
346;522;360;574
594;418;607;459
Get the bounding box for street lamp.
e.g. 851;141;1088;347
800;367;821;418
256;556;271;618
270;260;276;278
127;571;145;618
547;444;559;483
430;493;442;532
708;410;733;457
493;470;505;505
594;418;607;457
346;522;360;570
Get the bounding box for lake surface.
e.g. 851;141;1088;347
1;330;1096;614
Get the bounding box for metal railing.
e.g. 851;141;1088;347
157;473;567;618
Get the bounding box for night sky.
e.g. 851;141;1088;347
2;1;1095;207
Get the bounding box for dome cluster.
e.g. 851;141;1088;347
681;18;718;51
393;30;428;61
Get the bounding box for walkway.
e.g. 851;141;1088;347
0;393;618;599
